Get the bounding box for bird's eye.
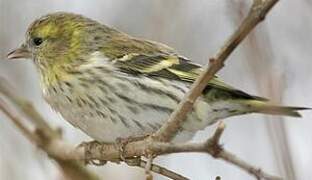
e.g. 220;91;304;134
33;37;43;46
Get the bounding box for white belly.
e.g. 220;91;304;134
42;67;236;143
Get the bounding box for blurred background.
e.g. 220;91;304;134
0;0;311;179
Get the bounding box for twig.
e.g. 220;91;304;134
125;158;189;180
217;150;281;180
145;156;153;180
0;98;37;143
153;0;279;142
0;77;54;136
231;2;296;178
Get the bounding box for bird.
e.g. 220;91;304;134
7;12;308;143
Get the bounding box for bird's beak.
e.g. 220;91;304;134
7;43;31;60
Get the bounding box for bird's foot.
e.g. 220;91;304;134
77;140;107;166
115;135;149;161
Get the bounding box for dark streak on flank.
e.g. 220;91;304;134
212;108;229;112
119;115;130;128
147;123;159;130
67;70;83;75
94;36;101;41
55;74;60;82
86;94;100;108
116;82;130;91
65;95;72;103
127;105;140;114
116;93;173;113
157;78;188;94
86;69;96;76
154;123;162;129
96;110;107;118
86;102;94;108
134;80;181;103
98;79;116;91
98;85;108;93
95;66;112;73
89;112;95;117
114;75;181;103
107;96;116;104
79;97;88;106
132;119;145;130
58;82;65;92
228;109;238;113
64;81;73;88
80;82;90;89
53;87;57;94
110;115;118;123
171;83;188;94
107;106;117;114
145;104;173;113
104;107;119;124
99;97;109;106
76;99;83;107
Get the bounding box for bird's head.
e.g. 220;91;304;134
7;12;113;71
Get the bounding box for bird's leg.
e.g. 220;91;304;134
77;140;108;165
115;135;149;161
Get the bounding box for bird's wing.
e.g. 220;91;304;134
113;53;266;101
100;36;266;101
115;53;200;82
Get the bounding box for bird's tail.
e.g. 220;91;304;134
241;100;310;117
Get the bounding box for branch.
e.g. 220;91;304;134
0;98;37;143
125;158;188;180
45;121;283;180
153;0;279;142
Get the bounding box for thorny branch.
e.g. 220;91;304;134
0;0;282;179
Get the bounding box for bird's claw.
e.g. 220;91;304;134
115;137;129;162
77;140;107;165
115;135;148;161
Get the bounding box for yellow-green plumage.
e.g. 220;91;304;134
7;12;308;142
